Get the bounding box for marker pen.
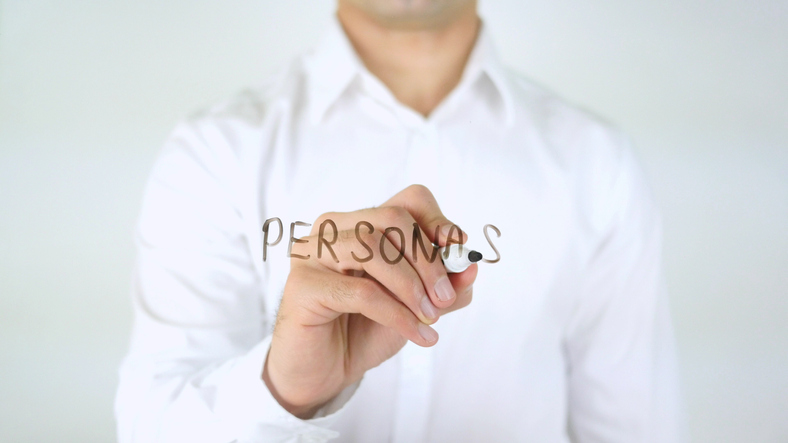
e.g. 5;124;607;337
439;243;483;273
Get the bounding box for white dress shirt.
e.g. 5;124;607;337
116;17;682;443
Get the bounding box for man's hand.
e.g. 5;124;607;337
263;185;477;418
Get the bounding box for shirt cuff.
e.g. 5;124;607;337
212;334;361;443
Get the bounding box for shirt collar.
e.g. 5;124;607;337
304;16;514;126
304;17;363;125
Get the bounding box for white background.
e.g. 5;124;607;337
1;0;786;441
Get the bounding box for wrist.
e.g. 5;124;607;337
262;350;332;419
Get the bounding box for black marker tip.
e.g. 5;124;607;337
469;251;483;263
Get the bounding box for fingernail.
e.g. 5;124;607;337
418;323;439;343
420;295;439;321
434;276;456;302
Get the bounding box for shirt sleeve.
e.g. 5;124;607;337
114;120;359;443
564;137;684;442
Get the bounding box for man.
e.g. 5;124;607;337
116;0;682;441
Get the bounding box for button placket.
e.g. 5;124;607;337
392;123;439;443
404;125;440;188
391;340;435;443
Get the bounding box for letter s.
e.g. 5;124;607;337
482;224;501;264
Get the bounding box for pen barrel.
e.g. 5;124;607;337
439;244;474;273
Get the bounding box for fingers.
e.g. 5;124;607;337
372;205;459;307
437;263;477;316
313;206;458;309
291;228;440;324
291;184;478;334
294;268;439;348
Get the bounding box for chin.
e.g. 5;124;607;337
352;0;475;28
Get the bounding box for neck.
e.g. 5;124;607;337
337;2;480;117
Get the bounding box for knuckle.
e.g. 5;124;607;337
406;184;433;200
411;280;427;301
315;211;338;227
334;230;357;261
379;206;409;225
358;229;380;246
321;211;339;221
389;307;412;332
325;278;354;303
351;278;378;303
338;229;356;241
417;262;446;286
